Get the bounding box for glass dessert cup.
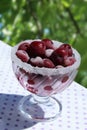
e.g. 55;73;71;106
11;40;81;121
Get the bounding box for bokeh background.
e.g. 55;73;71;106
0;0;87;88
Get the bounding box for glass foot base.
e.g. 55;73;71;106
18;95;62;122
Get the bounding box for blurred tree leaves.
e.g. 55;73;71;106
0;0;87;87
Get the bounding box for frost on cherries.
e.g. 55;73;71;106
16;39;76;68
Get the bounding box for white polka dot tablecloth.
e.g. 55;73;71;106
0;40;87;130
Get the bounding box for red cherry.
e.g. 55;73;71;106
43;58;55;68
58;44;73;57
16;50;29;62
28;79;35;85
50;51;64;66
50;43;73;66
55;47;68;58
62;75;69;83
42;39;54;49
44;85;53;91
27;86;38;94
18;42;30;51
28;41;46;57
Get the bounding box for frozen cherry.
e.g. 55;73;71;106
45;49;54;57
64;56;76;66
43;58;55;68
30;57;43;67
28;41;46;57
16;50;29;62
18;42;30;51
42;39;54;49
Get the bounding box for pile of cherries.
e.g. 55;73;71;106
16;39;76;68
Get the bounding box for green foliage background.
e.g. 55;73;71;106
0;0;87;88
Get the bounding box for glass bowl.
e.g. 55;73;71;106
11;40;81;121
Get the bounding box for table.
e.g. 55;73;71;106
0;40;87;130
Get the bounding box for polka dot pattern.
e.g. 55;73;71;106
0;41;87;130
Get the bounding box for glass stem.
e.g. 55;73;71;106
33;94;50;104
